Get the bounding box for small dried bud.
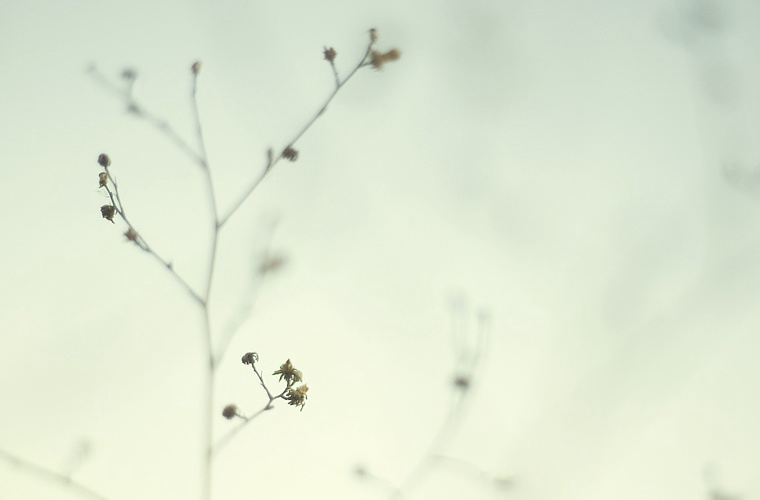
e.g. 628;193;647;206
222;404;239;420
124;228;138;242
282;146;299;162
100;205;116;223
241;352;258;365
453;375;471;390
323;47;337;62
98;172;108;188
98;154;111;168
370;49;401;70
191;61;201;74
369;28;378;43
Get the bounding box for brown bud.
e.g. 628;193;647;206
100;205;116;223
98;154;111;167
191;61;201;74
241;352;258;365
222;404;238;420
370;49;401;70
369;28;378;43
98;172;108;188
453;375;471;390
282;146;299;162
323;47;337;62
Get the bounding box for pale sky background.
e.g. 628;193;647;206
1;0;759;499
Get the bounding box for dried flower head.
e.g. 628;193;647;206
370;49;401;70
98;172;108;188
284;384;309;410
241;352;258;365
222;404;239;420
191;61;201;74
323;47;337;62
98;154;111;168
273;359;303;385
124;228;138;242
282;146;299;162
100;205;116;223
369;28;378;43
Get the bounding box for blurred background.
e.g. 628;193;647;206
1;0;759;498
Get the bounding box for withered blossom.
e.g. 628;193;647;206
284;384;309;411
241;352;258;365
273;359;302;385
124;228;138;242
191;61;201;74
370;49;401;70
98;172;108;188
323;47;337;62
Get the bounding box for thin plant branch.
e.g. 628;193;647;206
384;307;492;500
80;30;396;500
354;465;403;498
213;357;291;453
217;41;378;228
0;447;109;500
429;455;514;492
87;66;205;167
102;165;205;305
186;64;219;500
213;226;282;365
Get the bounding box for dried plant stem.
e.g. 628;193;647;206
87;66;205;167
201;310;214;500
385;312;491;500
217;43;376;228
84;32;392;500
213;362;288;453
0;447;109;500
187;70;217;500
102;169;205;305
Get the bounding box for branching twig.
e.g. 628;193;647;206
0;447;109;500
217;40;380;228
213;354;298;453
99;158;205;305
87;66;205;167
361;305;492;500
77;29;396;500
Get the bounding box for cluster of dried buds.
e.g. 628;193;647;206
224;353;310;415
97;154;116;223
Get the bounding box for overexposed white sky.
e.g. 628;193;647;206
1;1;759;499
